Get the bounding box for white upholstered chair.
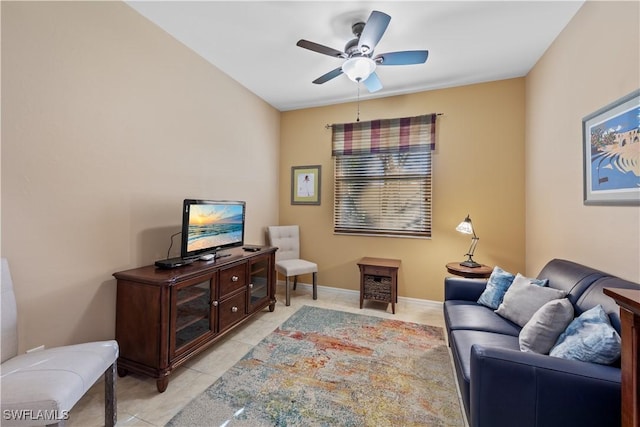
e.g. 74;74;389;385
267;225;318;306
0;258;118;427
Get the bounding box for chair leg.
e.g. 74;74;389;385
105;361;117;427
285;276;291;306
293;276;297;290
312;272;317;300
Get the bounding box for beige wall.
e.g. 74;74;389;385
525;1;640;282
280;78;526;301
1;2;280;352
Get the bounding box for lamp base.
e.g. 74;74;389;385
460;260;481;268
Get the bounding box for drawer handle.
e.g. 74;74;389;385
231;306;238;313
231;275;239;282
211;300;218;307
249;283;254;289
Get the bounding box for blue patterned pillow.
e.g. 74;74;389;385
549;304;621;365
477;266;516;309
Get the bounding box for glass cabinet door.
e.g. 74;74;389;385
248;255;270;312
172;275;216;357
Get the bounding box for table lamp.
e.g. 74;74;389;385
456;214;481;268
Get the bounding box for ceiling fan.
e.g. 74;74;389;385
296;10;429;93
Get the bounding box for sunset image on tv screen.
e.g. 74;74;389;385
187;204;243;252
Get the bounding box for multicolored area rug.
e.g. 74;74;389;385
167;306;463;426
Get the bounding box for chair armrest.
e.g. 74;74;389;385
469;345;621;427
444;277;487;301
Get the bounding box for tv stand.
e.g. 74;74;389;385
114;246;277;392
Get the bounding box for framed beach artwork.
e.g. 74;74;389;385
582;90;640;205
291;165;321;205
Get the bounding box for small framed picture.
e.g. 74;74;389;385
291;165;321;205
582;90;640;205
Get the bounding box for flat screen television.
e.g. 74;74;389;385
180;199;246;260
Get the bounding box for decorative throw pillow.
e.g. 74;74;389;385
519;298;574;354
477;266;516;309
549;304;621;365
512;272;549;288
495;280;567;327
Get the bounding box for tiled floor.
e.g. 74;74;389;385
68;283;454;426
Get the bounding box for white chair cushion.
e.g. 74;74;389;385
275;259;317;277
0;340;118;424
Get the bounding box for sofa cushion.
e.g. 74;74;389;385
477;266;515;309
550;305;621;365
495;280;567;327
519;298;574;354
513;272;549;288
444;300;521;337
449;329;520;419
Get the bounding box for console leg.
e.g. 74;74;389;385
157;377;169;393
117;366;128;377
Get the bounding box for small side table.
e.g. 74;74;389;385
446;262;493;279
358;257;401;314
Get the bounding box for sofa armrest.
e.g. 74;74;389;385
470;345;621;427
444;277;487;301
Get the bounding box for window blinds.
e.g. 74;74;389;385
332;114;436;237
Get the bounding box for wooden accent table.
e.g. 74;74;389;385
446;262;493;279
603;287;640;427
358;257;401;314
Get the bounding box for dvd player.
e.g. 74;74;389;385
155;257;194;269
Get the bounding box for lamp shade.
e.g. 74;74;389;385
456;215;474;235
342;57;376;82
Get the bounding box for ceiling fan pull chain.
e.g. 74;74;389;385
356;83;361;122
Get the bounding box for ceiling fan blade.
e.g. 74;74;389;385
313;67;344;84
358;11;391;54
297;39;346;58
363;72;383;93
375;50;429;66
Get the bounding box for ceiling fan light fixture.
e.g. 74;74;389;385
342;57;376;82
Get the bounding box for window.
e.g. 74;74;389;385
332;114;436;238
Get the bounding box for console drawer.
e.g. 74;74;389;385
219;291;246;332
362;265;394;277
219;263;246;297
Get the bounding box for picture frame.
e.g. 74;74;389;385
291;165;321;205
582;89;640;206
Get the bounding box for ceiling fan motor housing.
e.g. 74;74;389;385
347;22;371;56
344;38;362;57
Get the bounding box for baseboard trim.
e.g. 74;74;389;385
276;280;443;308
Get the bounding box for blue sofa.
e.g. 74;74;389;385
444;259;640;427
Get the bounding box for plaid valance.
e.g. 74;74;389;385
331;114;437;156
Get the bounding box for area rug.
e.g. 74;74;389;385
167;306;463;426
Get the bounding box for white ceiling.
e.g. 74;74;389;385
126;1;584;111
